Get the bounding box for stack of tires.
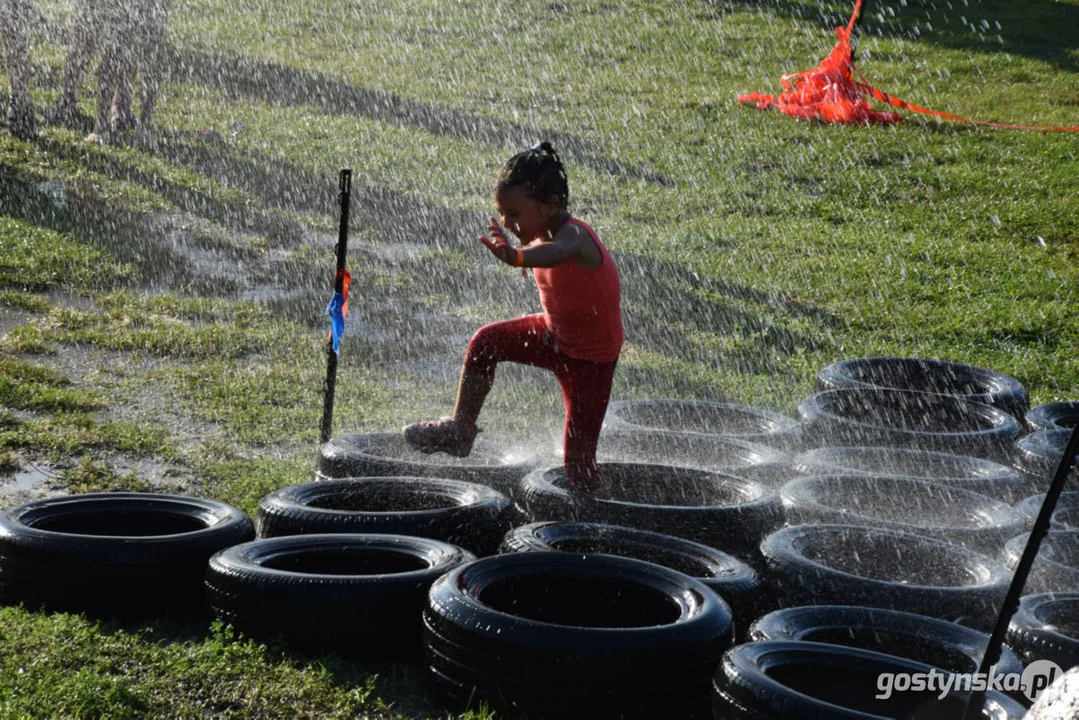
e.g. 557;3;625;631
5;353;1067;719
203;472;518;658
205;533;475;658
0;493;254;619
516;462;784;564
424;552;736;719
199;431;541;661
1014;403;1079;494
579;357;1074;718
799;358;1025;463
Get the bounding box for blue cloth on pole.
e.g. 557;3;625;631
326;291;346;354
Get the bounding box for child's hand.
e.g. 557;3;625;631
483;217;510;246
479;218;526;276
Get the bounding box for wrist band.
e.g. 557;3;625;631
511;248;524;267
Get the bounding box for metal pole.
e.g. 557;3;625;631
961;423;1079;719
320;168;351;445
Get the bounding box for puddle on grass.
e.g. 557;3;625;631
11;466;51;490
0;465;58;509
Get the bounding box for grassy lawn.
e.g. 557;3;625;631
1;0;1077;716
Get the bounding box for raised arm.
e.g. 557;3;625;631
480;220;601;270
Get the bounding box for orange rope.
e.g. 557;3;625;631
738;0;1079;132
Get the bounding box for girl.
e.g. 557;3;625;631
404;142;623;496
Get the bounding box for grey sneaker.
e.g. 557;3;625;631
403;417;479;458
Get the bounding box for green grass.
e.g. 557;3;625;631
0;216;135;291
2;0;1078;716
0;612;397;719
61;456;154;493
0;354;103;412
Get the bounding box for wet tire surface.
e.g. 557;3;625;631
798;388;1021;463
761;524;1011;631
423;552;734;719
1014;492;1079;531
256;476;511;556
792;445;1032;503
1025;402;1079;433
318;431;539;500
712;641;1028;719
815;356;1030;423
500;521;765;638
602;399;802;450
748;604;1025;678
0;492;254;618
779;474;1027;553
1007;592;1079;672
518;462;784;561
1014;429;1078;492
206;534;473;657
1002;531;1079;594
596;428;788;474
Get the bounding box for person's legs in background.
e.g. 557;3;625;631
49;0;104;128
1;0;38;139
136;0;173;129
88;0;135;142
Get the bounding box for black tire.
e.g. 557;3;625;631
1014;429;1078;492
761;524;1011;631
597;428;789;474
815;357;1030;424
1025;402;1079;433
793;446;1033;503
748;605;1025;679
602;399;802;450
712;640;1028;719
423;551;734;719
500;521;766;639
256;477;511;556
779;474;1026;554
206;534;473;657
1002;531;1079;594
1007;592;1079;671
724;460;799;490
1014;493;1079;531
318;432;539;500
0;492;254;618
518;462;784;561
798;388;1021;463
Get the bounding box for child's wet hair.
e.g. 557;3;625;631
495;141;569;208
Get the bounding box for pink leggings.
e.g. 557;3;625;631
463;314;618;491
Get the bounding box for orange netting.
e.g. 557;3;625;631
738;0;1079;131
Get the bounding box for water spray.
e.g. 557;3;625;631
320;168;352;445
962;423;1079;719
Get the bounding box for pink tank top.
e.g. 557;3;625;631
533;219;624;363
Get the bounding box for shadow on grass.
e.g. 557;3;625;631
90;613;445;719
2;155;840;397
0;127;493;302
615;251;844;397
130;128;482;251
0;162;201;291
162;46;675;188
721;0;1079;72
